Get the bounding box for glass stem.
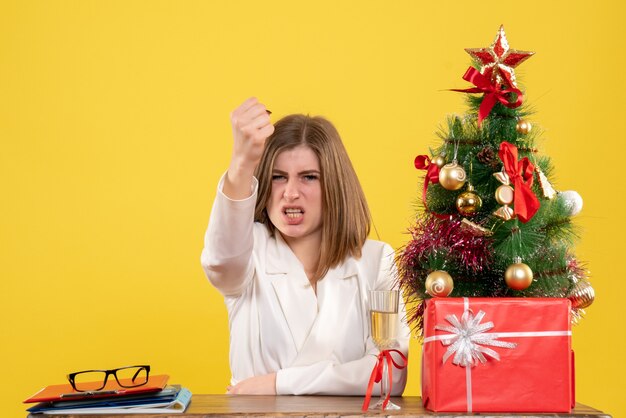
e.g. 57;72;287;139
381;357;389;400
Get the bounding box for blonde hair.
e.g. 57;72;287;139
254;114;371;281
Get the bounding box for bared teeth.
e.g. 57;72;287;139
284;208;303;218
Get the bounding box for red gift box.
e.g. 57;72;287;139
422;297;574;413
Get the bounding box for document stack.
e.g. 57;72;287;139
24;374;191;415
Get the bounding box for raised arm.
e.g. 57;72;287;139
223;97;274;199
200;97;274;296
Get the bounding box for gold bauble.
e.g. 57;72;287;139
516;119;532;135
438;162;467;191
568;280;595;309
505;259;533;290
456;186;483;217
425;270;454;297
431;154;446;168
495;184;514;205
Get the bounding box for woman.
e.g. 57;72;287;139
201;97;409;395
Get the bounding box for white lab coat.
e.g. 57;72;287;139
201;175;410;395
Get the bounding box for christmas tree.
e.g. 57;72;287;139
399;26;594;337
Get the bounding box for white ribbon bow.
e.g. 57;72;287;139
436;309;517;367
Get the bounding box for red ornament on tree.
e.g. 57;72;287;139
414;154;441;209
465;25;534;88
498;141;540;223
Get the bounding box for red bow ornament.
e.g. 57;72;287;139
361;349;408;411
498;141;540;223
452;67;524;128
414;155;440;208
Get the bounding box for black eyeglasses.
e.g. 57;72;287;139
67;365;150;392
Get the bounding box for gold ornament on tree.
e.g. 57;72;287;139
425;270;454;297
505;257;534;290
516;119;532;135
536;167;557;199
439;161;467;190
456;159;481;216
460;218;494;236
431;154;446;168
456;184;482;216
568;280;595;309
493;169;515;220
439;137;466;191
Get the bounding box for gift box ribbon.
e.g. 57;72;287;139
361;349;407;411
423;298;571;412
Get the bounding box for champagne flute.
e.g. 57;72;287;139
369;289;400;411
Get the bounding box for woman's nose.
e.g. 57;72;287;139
284;179;300;200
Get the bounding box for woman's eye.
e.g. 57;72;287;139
303;175;319;181
272;175;286;181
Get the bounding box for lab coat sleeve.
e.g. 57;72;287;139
276;243;410;395
200;173;258;297
275;337;408;396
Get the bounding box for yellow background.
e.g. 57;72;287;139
1;1;624;416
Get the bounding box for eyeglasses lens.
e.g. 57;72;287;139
115;366;149;387
73;371;108;391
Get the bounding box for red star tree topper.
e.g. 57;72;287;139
465;25;534;88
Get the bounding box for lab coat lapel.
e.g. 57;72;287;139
266;233;318;352
290;259;359;367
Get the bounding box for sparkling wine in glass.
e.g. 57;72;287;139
369;289;400;410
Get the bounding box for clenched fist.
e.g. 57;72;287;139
224;97;274;199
